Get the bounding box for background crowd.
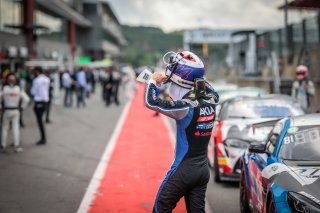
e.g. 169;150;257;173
0;60;316;154
0;64;138;153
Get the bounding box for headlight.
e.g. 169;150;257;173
224;139;249;149
287;192;320;213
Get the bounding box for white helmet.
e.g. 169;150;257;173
164;51;205;89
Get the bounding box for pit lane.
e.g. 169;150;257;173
206;170;240;212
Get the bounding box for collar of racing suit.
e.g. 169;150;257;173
182;79;219;104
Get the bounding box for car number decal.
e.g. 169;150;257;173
283;127;320;145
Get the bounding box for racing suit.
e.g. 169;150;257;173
145;79;219;213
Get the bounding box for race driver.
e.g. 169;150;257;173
145;51;219;213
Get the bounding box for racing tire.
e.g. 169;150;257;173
240;170;251;213
213;147;221;183
268;198;276;213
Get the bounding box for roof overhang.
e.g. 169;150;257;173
231;30;256;36
4;24;49;31
279;0;320;10
37;0;92;27
81;0;120;25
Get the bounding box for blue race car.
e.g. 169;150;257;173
240;114;320;213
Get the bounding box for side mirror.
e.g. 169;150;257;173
248;143;266;153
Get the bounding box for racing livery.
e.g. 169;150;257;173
145;79;218;213
210;95;304;182
240;114;320;213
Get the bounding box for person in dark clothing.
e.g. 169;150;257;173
112;70;121;105
70;71;77;107
92;69;98;93
85;70;94;97
105;67;114;106
145;51;219;213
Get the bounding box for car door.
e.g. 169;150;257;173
248;121;284;212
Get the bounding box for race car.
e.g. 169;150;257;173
209;94;304;182
214;86;268;116
240;114;320;213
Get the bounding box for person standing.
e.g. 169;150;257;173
31;67;50;145
105;67;114;106
112;69;121;105
291;65;315;113
92;68;98;94
62;70;73;107
0;74;30;152
145;51;219;212
76;67;87;108
99;68;108;101
85;69;94;97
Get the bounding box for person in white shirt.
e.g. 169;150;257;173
31;67;50;145
62;70;73;107
0;74;30;152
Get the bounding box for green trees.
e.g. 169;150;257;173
120;25;182;67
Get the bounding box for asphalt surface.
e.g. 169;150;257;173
206;169;240;213
0;89;125;213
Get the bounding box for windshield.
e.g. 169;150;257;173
225;100;304;119
279;125;320;161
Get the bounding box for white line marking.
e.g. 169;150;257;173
161;115;213;213
77;101;132;213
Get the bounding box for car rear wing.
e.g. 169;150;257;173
240;118;283;142
250;118;282;128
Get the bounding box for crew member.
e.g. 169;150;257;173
145;51;219;213
31;67;50;145
291;65;315;112
0;74;30;152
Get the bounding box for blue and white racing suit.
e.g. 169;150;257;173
145;79;219;213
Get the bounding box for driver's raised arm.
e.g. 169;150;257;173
145;79;189;120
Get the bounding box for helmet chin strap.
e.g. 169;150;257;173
163;66;175;84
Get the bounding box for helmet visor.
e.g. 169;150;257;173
296;70;306;79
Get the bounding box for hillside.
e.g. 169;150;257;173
120;25;183;67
